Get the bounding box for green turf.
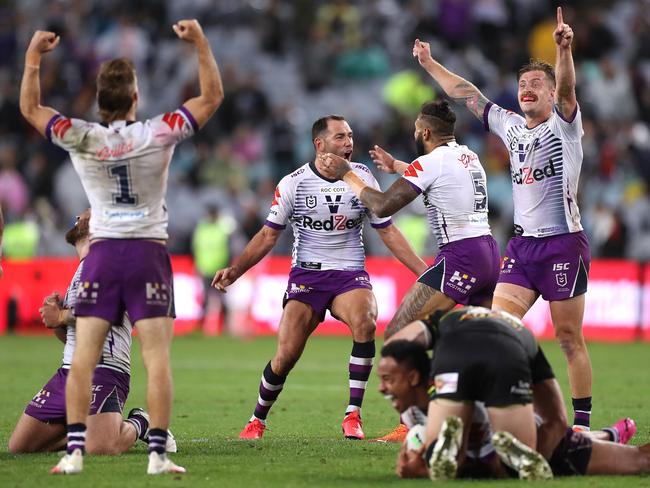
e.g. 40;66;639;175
0;334;648;487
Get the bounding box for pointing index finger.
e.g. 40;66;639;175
557;6;563;26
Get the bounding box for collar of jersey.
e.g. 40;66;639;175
309;161;339;183
100;120;137;128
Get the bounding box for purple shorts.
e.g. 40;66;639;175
283;268;373;321
418;235;500;305
24;367;130;424
75;240;175;323
499;231;591;301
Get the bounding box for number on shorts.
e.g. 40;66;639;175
108;163;138;205
470;170;487;212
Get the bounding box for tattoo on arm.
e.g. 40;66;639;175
451;81;490;120
359;179;419;218
385;283;436;338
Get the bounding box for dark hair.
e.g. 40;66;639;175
97;58;137;122
418;99;456;136
64;216;89;246
380;340;430;385
518;59;556;86
311;115;346;141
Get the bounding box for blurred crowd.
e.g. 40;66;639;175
1;0;649;266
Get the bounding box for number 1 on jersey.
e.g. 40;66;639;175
108;163;138;205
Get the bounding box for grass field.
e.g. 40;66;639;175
0;334;648;487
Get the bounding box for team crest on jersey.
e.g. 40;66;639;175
349;197;361;209
305;195;317;208
555;272;568;287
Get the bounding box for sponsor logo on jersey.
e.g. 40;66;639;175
350;197;361;209
290;168;305;177
96;141;135;161
434;372;458;394
31;389;50;407
403;160;423;178
324;194;342;213
301;214;363;231
319;187;346;193
162;112;185;131
509;380;532;396
458;152;478;168
511;158;557;185
289;283;311;294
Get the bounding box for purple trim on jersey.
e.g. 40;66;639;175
45;114;62;141
264;219;286;230
179;105;199;133
554;104;578;124
370;218;392;229
404;179;423;194
483;102;494;132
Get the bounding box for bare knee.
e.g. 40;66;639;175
555;326;585;360
349;316;376;342
8;438;31;454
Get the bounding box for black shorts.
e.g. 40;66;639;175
531;346;555;384
430;330;533;406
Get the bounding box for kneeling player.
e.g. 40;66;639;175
7;211;175;455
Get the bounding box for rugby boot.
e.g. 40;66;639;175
370;423;408;443
129;408;177;452
239;418;266;439
147;452;186;475
50;448;83;475
612;417;636;444
492;431;553;480
342;410;365;440
428;415;463;481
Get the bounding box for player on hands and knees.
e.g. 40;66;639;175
321;99;500;442
7;210;176;455
213;115;427;441
20;19;223;474
410;7;593;431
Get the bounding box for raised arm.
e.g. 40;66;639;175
413;39;490;120
173;19;224;129
369;145;409;175
320;153;420;218
211;225;281;292
553;7;577;118
19;31;61;137
375;224;428;277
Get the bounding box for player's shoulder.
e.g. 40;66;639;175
277;163;310;188
350;162;372;174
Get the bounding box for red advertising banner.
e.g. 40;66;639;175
0;256;647;341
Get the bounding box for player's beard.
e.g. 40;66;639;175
65;219;89;246
415;133;426;156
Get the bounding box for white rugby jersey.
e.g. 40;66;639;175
484;102;584;237
47;107;198;239
61;260;133;374
401;142;491;247
402;402;494;460
265;162;392;271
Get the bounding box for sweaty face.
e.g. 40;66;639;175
317;120;353;160
377;356;419;414
518;70;554;119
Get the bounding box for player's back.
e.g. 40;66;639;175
402;142;491;247
47;107;197;240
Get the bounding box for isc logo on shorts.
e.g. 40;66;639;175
434;372;459;394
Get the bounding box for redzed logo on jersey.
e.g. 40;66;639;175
162;112;185;131
403;160;423;178
53;117;72;139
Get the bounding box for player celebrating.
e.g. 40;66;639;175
20;20;223;474
213;115;427;440
8;210;175;455
411;7;593;431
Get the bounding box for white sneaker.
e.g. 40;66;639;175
492;431;553;480
50;448;83;474
147;451;186;475
428;416;463;481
